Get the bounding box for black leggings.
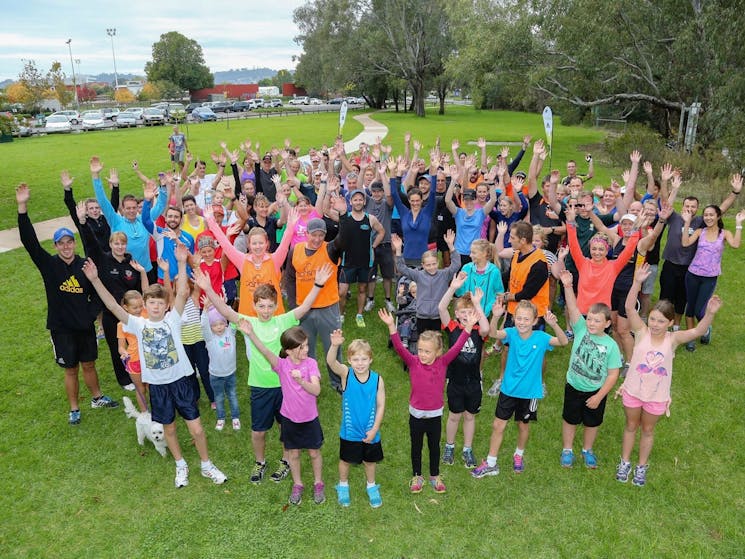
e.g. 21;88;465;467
102;310;132;387
409;415;442;477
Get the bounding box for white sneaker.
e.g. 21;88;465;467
215;419;225;431
364;299;375;312
232;418;241;430
175;465;189;488
201;463;227;484
487;378;502;397
385;300;396;312
123;383;135;391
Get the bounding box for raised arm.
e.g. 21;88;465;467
438;271;467;326
171;244;190;314
237;317;279;369
292;264;333;320
559;270;582;327
720;173;743;215
326;329;349;380
82;259;129;323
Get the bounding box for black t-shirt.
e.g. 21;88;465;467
445;320;484;384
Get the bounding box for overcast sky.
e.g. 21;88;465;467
0;0;307;81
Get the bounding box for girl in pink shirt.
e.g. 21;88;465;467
614;264;721;487
378;308;475;495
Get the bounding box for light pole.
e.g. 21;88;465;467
106;28;119;90
65;39;78;108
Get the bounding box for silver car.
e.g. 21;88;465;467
115;112;139;128
142;108;165;126
45;114;73;133
81;111;107;131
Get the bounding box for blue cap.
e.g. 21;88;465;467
53;227;75;243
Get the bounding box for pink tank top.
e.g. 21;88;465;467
620;331;675;412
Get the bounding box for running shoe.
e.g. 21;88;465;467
472;460;500;478
430;475;446;493
442;444;455;465
91;395;119;408
632;464;649;487
366;484;382;508
355;314;366;328
175;465;189;488
289;484;304;505
582;449;598;469
462;448;476;469
250;461;266;484
513;453;525;473
409;475;425;493
68;409;81;425
270;459;290;482
616;459;632;483
201;463;227;484
336;484;351;507
313;482;326;504
560;449;575;468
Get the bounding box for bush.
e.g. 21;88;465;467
0;114;15;136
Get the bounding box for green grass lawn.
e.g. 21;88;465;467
1;108;744;558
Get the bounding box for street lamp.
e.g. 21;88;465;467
65;39;78;108
106;28;119;90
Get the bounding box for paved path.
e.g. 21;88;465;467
0;112;389;254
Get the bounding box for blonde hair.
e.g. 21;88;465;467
417;330;443;354
454;293;474;310
110;231;128;244
515;299;538;319
470;239;494;261
121;290;143;307
347;339;373;360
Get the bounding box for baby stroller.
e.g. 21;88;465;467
394;274;418;355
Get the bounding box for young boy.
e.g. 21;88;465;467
326;330;386;508
83;244;226;488
438;273;490;468
194;263;333;484
558;270;622;468
472;299;568;477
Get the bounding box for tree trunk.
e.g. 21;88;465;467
438;83;447;115
412;80;425;117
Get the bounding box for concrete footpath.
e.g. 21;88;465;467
0;112;389;254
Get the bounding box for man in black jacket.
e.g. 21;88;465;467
16;183;118;425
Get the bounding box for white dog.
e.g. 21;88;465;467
122;397;168;457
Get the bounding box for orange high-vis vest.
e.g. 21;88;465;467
292;241;339;308
508;249;549;317
238;257;284;316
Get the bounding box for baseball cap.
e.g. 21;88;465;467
514;171;527;179
307;218;327;234
349;189;366;200
53;227;75;243
370;181;384;191
620;213;637;223
462;189;477;200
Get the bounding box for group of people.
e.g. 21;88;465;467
18;130;743;505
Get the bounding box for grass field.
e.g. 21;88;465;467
1;107;744;558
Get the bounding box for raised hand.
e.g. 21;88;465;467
706;295;722;315
16;182;30;205
660;163;673;182
451;138;460;151
60;170;73;189
450;271;467;290
444;228;455;247
377;307;395;327
90;156;103;175
391;233;403;254
643;161;653;175
108;168;119;186
630;150;642;163
476;137;486;149
634;262;651;284
559;269;573;287
732;173;743;193
237;317;254;337
330;328;344;347
314;263;333;286
82;258;99;281
75;201;87;222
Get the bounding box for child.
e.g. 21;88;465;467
117;290;148;412
472;299;567;477
194;264;332;487
200;305;239;431
196;234;225;301
240;322;325;506
392;229;460;333
615;264;721;486
378;307;476;494
438;275;490;468
326;330;386;508
455;239;504;319
396;279;418;350
557;270;622;469
83;245;227;488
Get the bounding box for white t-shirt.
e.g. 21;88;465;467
123;311;193;385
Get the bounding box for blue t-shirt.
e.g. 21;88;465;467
454;208;487;254
501;328;553;399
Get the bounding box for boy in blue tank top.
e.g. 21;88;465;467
327;329;386;508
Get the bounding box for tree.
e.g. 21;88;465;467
152;80;183;100
271;69;294;89
18;60;47;108
145;31;213;91
47;61;73;107
5;82;30;104
78;86;96;102
114;88;135;104
138;82;160;102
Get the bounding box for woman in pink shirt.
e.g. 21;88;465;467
615;264;721;487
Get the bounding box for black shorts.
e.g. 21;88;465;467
495;393;538;423
150;375;200;425
250;386;283;432
51;328;98;368
610;286;629;318
340;266;372;285
280;416;324;450
447;380;482;414
368;243;394;280
339;438;384;464
562;383;607;427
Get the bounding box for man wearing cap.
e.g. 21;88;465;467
254;152;279;202
338;189;385;326
364;178;397;312
16;183;119;425
285;203;348;392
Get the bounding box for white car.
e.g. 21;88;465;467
81;111;106;130
288;96;309;105
53;110;80;124
45;114;73;133
122;107;144;119
308;98;323;105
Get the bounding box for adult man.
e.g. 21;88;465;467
92;156;166;274
254;152;279;202
504;222;550;322
285;213;347;392
17;183;118;425
561;156;594;186
338;189;385;326
526;142;564;253
364;177;397;312
169;126;188;172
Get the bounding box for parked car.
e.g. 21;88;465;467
308;97;323;105
252;98;265;109
266;98;283;108
101;107;120;120
328;98;344;104
115;111;139;128
122;107;144;119
142;108;166;125
211;101;232;113
185;102;202;114
81;111;107;131
45;114;73;133
288;96;309;105
191;107;217;122
230;101;252;112
52;110;80;124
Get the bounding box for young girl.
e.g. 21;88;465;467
438;275;490;468
239;323;325;506
615;264;721;487
681;205;743;351
455;239;504;319
378;308;477;494
392;229;460;334
200;306;240;431
117;290;148;412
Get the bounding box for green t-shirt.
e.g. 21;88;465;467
565;316;622;392
234;310;299;388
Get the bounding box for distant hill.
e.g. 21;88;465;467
213;68;278;84
0;79;12;89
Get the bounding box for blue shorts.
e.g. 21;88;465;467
340;266;372;285
250;386;283;432
280;416;324;450
149;375;200;425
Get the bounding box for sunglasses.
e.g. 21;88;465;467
567;203;585;208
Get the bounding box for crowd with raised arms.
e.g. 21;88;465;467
16;129;744;504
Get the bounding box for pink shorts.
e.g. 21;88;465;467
622;392;667;416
